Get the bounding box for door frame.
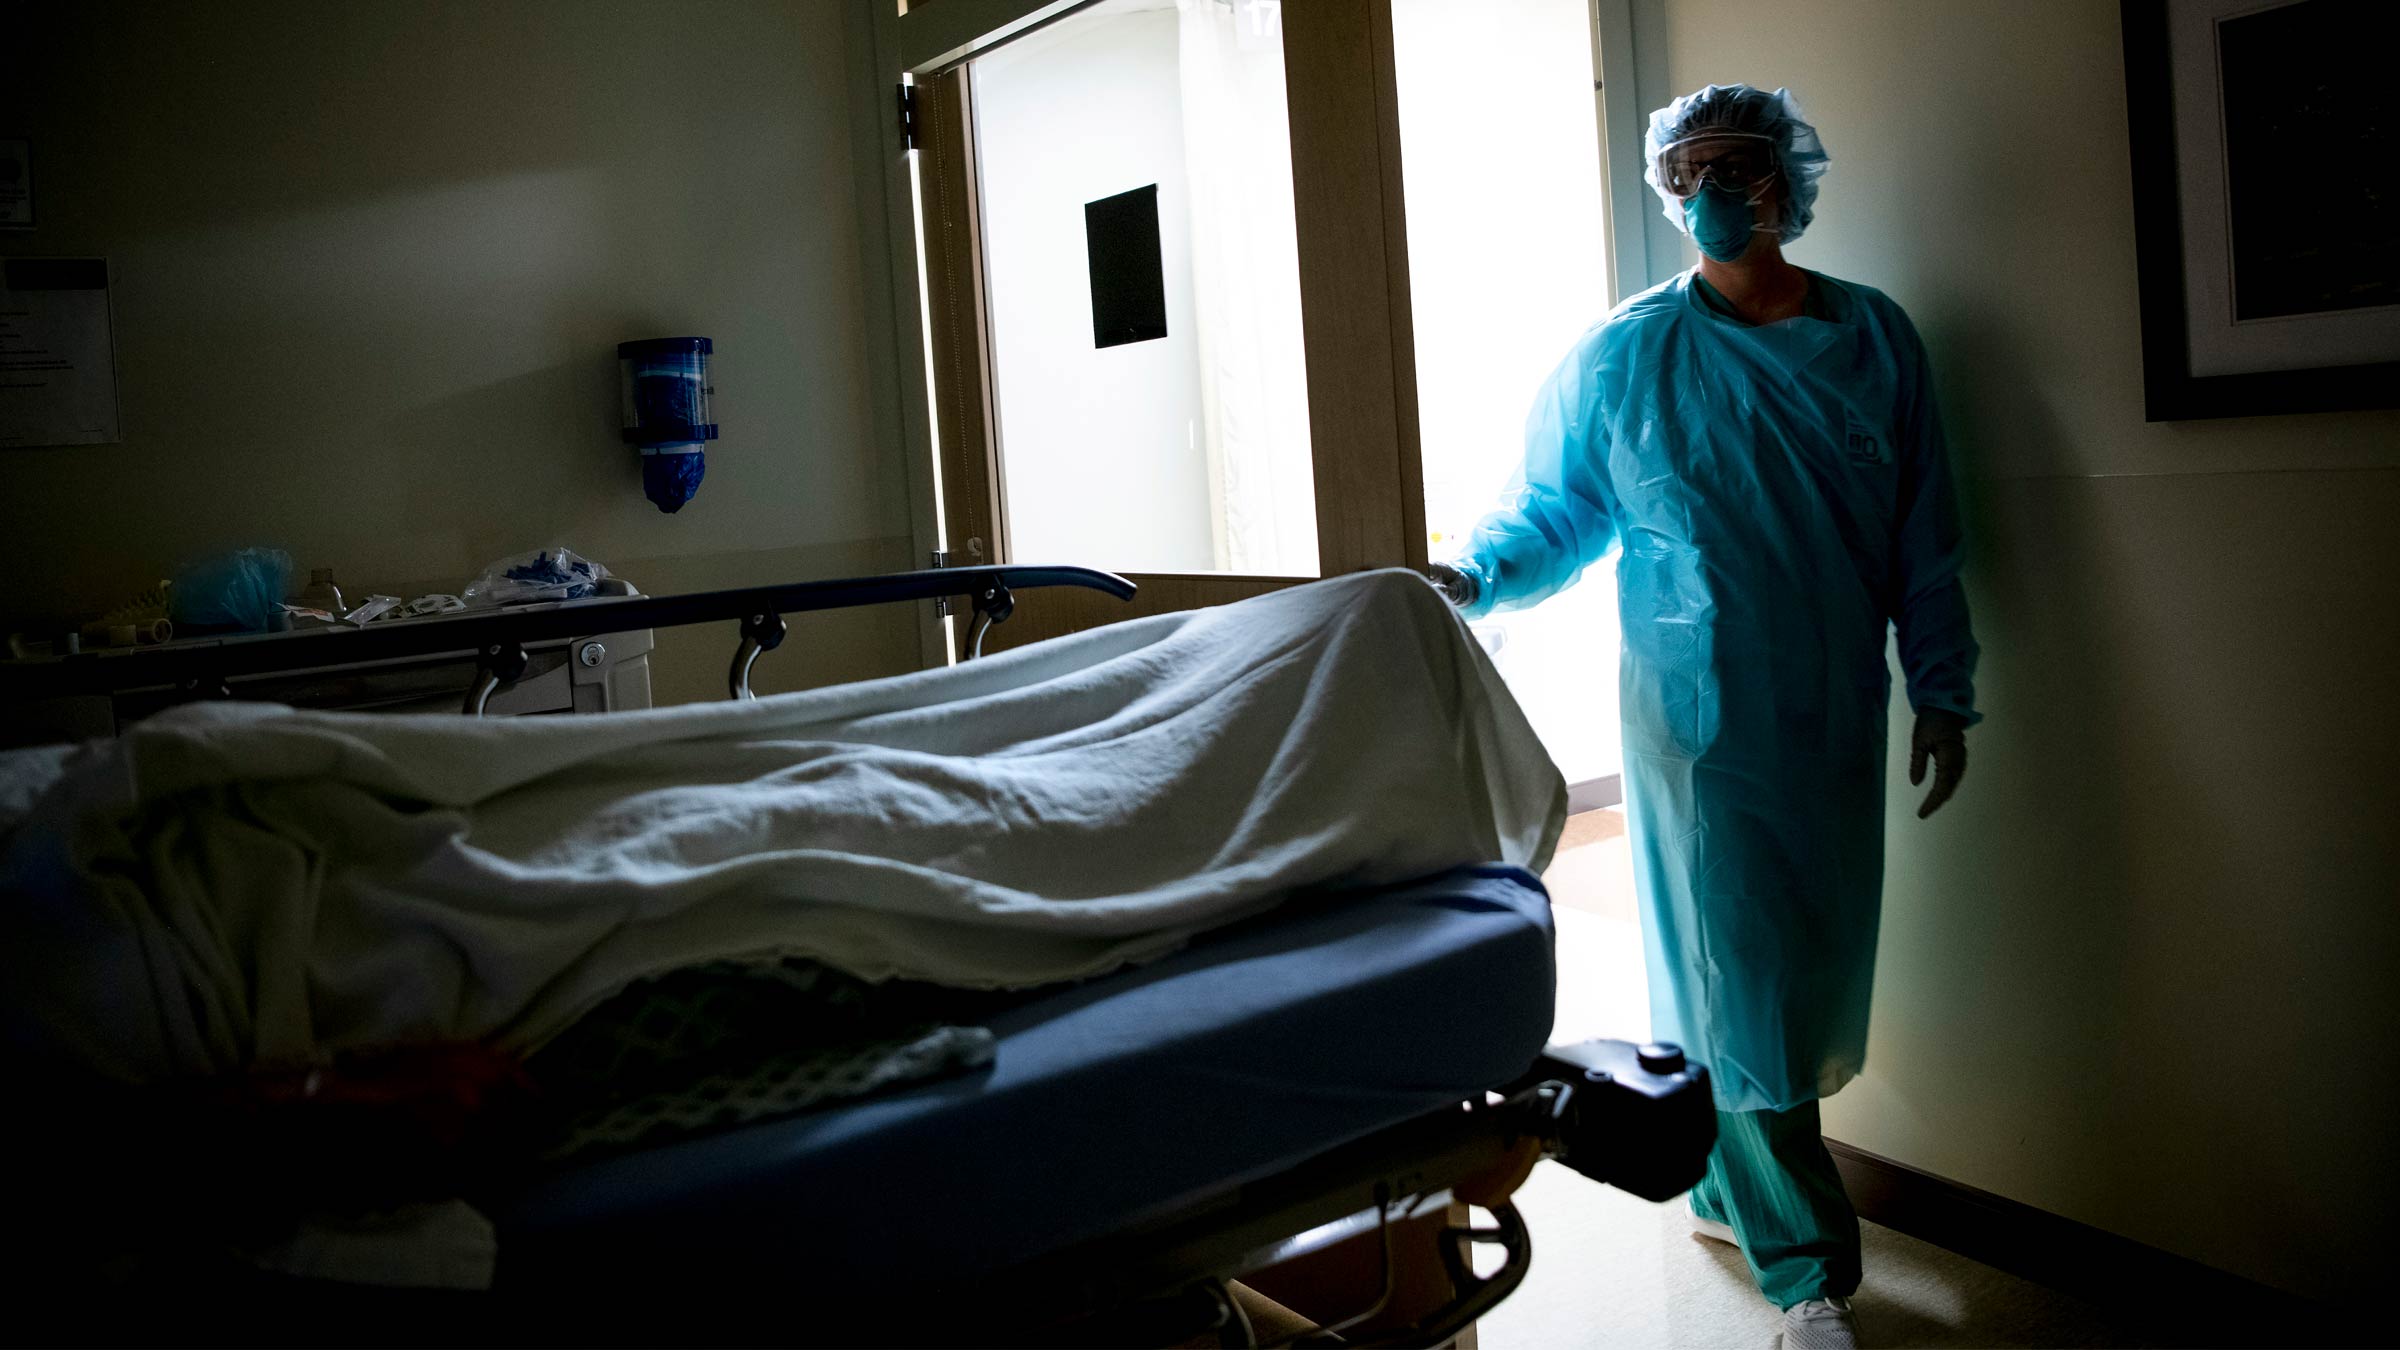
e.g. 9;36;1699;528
849;0;1428;663
1588;0;1681;297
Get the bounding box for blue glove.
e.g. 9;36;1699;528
1421;562;1480;608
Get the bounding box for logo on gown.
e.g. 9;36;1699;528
1842;408;1889;467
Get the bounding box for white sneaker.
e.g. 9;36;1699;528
1686;1201;1739;1247
1778;1296;1860;1350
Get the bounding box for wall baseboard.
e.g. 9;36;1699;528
1825;1138;2367;1347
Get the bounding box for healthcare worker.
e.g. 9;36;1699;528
1427;85;1979;1350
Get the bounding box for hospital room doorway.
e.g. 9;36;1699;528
877;0;1640;967
889;0;1429;661
1388;6;1656;1342
1389;0;1640;996
1392;2;1651;1335
879;0;1644;1009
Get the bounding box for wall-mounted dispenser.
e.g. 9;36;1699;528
618;336;717;513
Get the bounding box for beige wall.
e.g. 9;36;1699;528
1649;0;2400;1299
0;0;918;700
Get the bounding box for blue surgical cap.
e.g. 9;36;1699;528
1645;84;1831;245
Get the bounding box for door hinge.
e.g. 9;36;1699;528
898;82;920;151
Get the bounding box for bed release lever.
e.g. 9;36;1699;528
964;581;1014;660
176;674;233;704
462;641;529;716
728;611;789;700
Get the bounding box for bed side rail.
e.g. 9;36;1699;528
0;564;1135;706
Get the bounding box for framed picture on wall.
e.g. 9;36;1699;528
2121;0;2400;421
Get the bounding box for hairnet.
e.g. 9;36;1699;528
1644;84;1830;244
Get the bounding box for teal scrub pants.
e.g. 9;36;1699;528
1686;1100;1862;1309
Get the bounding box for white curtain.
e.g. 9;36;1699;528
1175;0;1317;575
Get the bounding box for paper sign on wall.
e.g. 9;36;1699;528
0;258;122;448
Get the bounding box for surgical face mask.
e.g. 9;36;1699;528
1683;182;1763;263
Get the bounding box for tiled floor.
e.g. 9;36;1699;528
1490;812;2140;1348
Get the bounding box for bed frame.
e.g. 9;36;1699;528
5;565;1718;1346
197;1037;1712;1348
954;1037;1717;1348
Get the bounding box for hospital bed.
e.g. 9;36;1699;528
3;566;1715;1345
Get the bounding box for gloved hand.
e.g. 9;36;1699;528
1910;709;1970;819
1421;562;1479;608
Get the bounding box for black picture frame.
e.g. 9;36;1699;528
2120;0;2400;422
0;138;31;231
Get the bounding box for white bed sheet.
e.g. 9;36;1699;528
2;570;1564;1083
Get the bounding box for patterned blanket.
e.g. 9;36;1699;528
526;959;1004;1163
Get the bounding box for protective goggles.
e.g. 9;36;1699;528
1655;133;1779;199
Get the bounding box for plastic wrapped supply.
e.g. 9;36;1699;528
279;603;338;627
461;548;610;607
619;337;716;514
170;547;295;634
342;595;403;626
78;618;173;648
80;581;177;645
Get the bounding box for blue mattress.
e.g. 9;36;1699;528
488;865;1557;1292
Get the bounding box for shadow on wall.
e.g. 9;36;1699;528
0;0;887;639
1875;301;2152;1168
377;303;689;566
1867;302;2400;1295
10;4;692;234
